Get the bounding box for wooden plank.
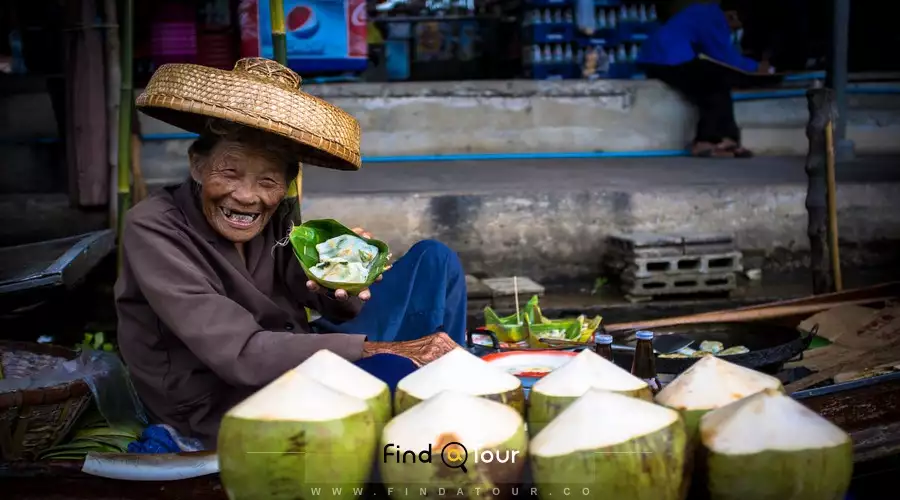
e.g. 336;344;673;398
63;0;109;207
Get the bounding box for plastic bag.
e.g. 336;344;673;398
0;348;147;432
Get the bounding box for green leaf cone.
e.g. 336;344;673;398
531;389;687;500
218;372;377;500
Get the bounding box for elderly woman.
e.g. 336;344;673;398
115;59;464;448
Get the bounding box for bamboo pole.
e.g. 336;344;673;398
103;0;121;231
269;0;303;223
825;121;843;291
116;0;134;270
269;0;287;65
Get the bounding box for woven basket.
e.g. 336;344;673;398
0;342;93;462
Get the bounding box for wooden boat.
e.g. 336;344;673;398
5;371;900;500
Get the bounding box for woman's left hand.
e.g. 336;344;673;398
305;226;391;302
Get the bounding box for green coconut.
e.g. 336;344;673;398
531;388;687;500
528;349;653;436
293;349;391;435
655;356;785;499
380;390;528;499
700;388;853;500
655;356;784;447
394;347;525;415
218;371;377;500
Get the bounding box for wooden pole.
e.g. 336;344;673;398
116;0;134;270
825;121;843;291
103;0;121;230
63;0;110;207
804;88;837;294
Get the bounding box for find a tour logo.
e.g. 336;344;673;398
383;441;520;472
287;4;320;39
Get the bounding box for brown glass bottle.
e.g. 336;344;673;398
594;334;614;361
631;330;661;394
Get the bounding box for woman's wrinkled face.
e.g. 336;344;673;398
190;139;289;243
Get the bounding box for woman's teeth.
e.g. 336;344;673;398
221;207;259;225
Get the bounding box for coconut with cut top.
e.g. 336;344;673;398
293;349;391;434
654;356;785;499
700;388;853;500
381;390;528;497
218;371;377;500
527;349;652;435
655;356;784;445
530;389;687;500
393;347;525;415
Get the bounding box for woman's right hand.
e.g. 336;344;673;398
362;332;458;367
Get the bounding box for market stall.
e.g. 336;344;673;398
4;286;900;499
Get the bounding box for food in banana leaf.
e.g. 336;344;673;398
660;341;749;359
289;219;390;294
308;234;379;284
482;295;602;346
699;341;724;354
482;295;541;343
527;315;602;348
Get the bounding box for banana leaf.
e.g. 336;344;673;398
289;219;390;294
482;296;551;343
526;314;603;348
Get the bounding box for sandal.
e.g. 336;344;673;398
717;140;754;158
692;143;734;158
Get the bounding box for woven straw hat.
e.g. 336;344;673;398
136;58;361;171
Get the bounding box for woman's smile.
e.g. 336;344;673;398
220;206;261;229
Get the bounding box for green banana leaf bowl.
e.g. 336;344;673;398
289;219;391;295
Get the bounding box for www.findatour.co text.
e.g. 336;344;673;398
307;486;592;497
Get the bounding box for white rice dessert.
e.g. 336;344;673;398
309;234;379;284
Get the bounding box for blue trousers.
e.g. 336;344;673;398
314;240;468;392
315;239;467;344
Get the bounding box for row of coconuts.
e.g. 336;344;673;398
218;347;854;500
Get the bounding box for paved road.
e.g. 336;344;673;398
303;155;900;195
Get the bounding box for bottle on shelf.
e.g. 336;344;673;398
631;330;661;394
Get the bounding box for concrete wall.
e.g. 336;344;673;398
137;80;900;184
4;79;900;193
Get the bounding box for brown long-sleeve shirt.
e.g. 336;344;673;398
114;182;367;447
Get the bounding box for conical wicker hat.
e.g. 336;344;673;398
136;58;361;171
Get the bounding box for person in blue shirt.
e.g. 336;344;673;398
638;0;772;158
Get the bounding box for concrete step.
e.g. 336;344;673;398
296;156;900;283
6;157;900;286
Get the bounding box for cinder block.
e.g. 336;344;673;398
620;271;737;296
607;232;733;252
622;251;744;278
